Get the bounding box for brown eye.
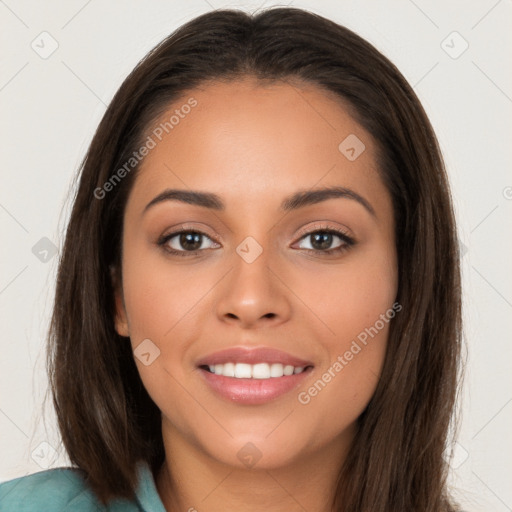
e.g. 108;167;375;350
176;232;203;251
296;229;354;254
158;230;219;255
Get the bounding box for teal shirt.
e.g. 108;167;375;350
0;461;167;511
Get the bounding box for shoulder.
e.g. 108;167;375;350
0;467;105;511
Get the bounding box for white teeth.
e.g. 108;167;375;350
252;363;270;379
222;362;235;377
283;365;295;376
269;363;284;377
205;362;308;378
234;363;252;378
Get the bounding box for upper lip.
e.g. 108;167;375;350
196;346;314;367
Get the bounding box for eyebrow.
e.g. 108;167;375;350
143;186;376;218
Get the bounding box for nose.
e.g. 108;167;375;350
215;246;292;329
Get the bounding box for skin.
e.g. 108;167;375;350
114;77;398;512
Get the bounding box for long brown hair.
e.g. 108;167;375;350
47;7;463;510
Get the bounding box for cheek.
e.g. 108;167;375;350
121;240;213;341
120;257;205;425
291;239;397;344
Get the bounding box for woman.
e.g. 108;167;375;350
0;6;462;511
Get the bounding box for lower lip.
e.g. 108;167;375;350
199;367;313;405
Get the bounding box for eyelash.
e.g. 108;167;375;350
157;224;356;258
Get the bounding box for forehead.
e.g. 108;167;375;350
129;77;387;218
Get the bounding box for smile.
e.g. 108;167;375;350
202;362;309;379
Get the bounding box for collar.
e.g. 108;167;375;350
134;461;167;512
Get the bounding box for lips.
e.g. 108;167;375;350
196;346;313;367
196;346;314;404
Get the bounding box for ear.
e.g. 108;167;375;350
110;265;130;337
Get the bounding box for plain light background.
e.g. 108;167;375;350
0;1;511;510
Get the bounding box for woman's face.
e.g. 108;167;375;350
114;77;398;470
